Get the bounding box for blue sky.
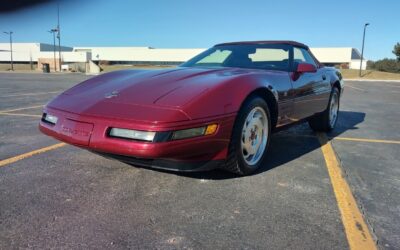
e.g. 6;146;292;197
0;0;399;60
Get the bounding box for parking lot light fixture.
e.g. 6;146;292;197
57;3;62;72
48;29;58;72
3;31;14;71
359;23;370;77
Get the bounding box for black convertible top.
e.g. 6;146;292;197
215;40;309;49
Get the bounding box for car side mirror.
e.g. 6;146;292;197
296;63;317;73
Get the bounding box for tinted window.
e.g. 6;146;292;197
182;44;291;71
293;47;317;67
193;50;232;66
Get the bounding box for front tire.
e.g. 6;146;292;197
308;87;340;132
222;97;271;175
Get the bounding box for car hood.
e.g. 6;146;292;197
47;67;254;122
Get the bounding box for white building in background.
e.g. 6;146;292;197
74;46;366;69
0;43;367;70
310;47;366;70
74;47;205;64
0;43;73;62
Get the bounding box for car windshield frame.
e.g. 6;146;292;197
181;44;292;72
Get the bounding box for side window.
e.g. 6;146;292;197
293;47;317;67
248;48;289;71
249;48;288;62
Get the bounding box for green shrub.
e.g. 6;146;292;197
368;58;400;73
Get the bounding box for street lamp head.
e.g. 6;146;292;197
365;23;370;27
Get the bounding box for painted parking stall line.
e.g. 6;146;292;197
0;143;66;168
0;105;43;113
334;137;400;145
317;133;377;250
276;133;400;145
0;91;60;98
0;104;44;118
345;84;366;92
0;113;42;118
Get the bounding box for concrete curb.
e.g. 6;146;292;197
0;71;85;75
344;79;400;82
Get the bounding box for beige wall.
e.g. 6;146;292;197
75;47;205;62
37;58;59;72
310;48;353;63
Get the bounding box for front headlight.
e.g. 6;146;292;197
171;124;218;140
109;128;156;142
109;124;218;142
42;113;58;125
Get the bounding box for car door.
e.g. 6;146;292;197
249;45;294;127
291;47;330;120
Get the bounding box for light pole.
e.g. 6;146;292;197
48;28;58;72
359;23;370;77
3;31;13;71
57;3;62;72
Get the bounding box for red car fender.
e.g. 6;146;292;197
182;72;279;120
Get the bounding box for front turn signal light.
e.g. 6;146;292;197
171;124;218;140
205;124;218;135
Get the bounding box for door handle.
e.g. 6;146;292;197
322;75;326;80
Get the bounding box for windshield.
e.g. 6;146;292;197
181;44;291;71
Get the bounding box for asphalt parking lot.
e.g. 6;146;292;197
0;72;399;249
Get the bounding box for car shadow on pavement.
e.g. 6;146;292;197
143;111;366;180
327;110;366;138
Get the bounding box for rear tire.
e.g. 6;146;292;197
222;97;271;175
308;87;340;132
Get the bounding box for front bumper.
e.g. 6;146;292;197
93;151;224;172
39;107;236;170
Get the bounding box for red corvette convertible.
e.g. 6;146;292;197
39;41;344;175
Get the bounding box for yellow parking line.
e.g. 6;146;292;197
0;91;59;98
317;133;377;250
334;137;400;145
0;113;41;118
0;143;66;168
277;133;400;145
0;105;43;113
